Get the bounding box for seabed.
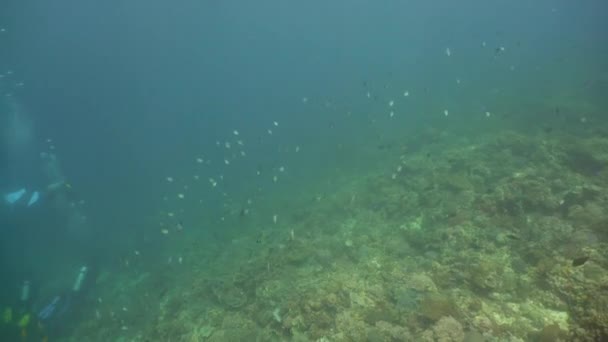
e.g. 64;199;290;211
69;108;608;342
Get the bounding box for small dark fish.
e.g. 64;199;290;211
572;256;590;267
494;46;506;56
176;220;184;231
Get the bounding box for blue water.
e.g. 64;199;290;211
1;1;607;340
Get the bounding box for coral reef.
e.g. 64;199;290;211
65;127;608;341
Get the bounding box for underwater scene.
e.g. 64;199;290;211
1;1;607;341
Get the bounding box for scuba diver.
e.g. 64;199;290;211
1;148;97;340
35;260;99;338
2;152;66;211
1;96;41;210
1;94;98;340
1;263;97;341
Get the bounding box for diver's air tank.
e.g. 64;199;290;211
19;280;30;302
72;266;88;292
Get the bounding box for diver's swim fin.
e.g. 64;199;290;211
4;188;26;204
27;191;40;206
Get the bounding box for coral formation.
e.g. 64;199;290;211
65;127;608;341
